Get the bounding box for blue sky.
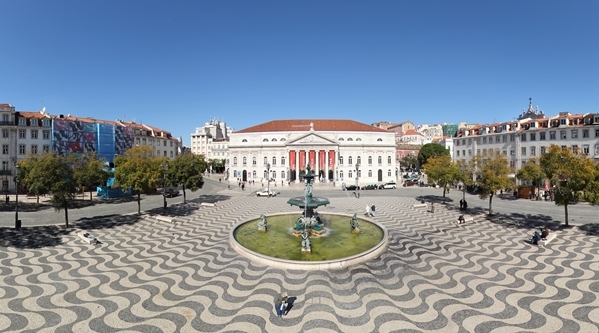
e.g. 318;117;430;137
1;1;598;145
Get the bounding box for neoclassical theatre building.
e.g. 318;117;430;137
227;119;397;185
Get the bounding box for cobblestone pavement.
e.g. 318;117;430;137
1;194;598;333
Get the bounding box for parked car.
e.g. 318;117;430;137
257;189;277;197
403;181;416;187
164;187;180;197
344;185;359;191
379;181;397;189
361;183;378;190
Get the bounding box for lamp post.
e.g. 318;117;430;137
266;163;271;196
355;162;360;188
15;164;20;229
162;163;168;209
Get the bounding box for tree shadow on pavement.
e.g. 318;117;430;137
74;213;143;230
0;201;53;212
68;195;145;209
484;212;560;230
0;225;71;249
145;194;232;219
577;223;599;236
415;195;454;204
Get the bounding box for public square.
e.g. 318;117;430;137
1;179;599;332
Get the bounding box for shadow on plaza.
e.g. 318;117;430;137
143;194;232;220
577;223;599;236
415;195;455;204
0;201;54;212
0;225;71;249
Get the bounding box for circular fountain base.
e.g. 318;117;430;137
230;212;389;270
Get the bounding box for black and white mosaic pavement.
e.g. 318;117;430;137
1;195;599;332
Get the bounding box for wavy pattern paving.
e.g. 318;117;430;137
1;195;599;332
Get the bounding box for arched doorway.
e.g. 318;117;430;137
290;170;296;182
377;169;383;182
328;170;334;181
242;170;247;182
318;170;325;181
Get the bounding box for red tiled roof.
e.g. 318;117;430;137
236;119;390;133
18;111;47;119
403;129;420;135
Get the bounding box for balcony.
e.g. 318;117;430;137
0;121;14;126
0;169;11;175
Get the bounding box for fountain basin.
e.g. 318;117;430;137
230;212;389;270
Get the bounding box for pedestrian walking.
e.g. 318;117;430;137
430;202;435;213
370;204;376;217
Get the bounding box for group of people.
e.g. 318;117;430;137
459;199;468;210
365;204;376;217
275;293;289;318
531;226;550;245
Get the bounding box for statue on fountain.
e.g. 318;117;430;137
301;229;311;253
350;213;360;233
258;213;267;232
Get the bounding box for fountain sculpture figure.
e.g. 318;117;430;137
258;213;267;232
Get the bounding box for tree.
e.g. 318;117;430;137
472;150;515;214
516;158;546;200
400;154;418;170
169;153;207;203
72;152;110;201
540;145;596;227
423;155;461;199
114;146;163;214
18;154;51;205
417;143;450;167
456;159;475;201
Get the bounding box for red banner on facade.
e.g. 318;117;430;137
319;150;325;170
329;150;335;169
309;151;316;169
299;151;306;170
289;150;296;170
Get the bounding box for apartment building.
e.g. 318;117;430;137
190;119;233;161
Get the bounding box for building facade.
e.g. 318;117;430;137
227;119;397;186
190;119;233;161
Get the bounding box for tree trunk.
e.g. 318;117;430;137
442;186;446;197
183;184;186;204
137;191;141;215
64;201;69;228
90;186;93;201
462;188;466;201
564;204;569;227
488;193;494;215
37;195;39;205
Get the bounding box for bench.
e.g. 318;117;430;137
412;203;427;208
456;215;474;224
200;202;216;207
539;233;557;246
78;232;97;245
155;215;175;223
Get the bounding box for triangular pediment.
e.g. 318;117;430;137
287;133;337;145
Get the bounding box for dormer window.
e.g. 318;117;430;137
584;118;590;124
560;119;567;125
356;138;362;141
595;116;599;123
272;138;277;142
242;139;247;142
338;138;344;141
530;122;536;128
19;118;26;125
280;138;286;141
377;138;382;141
262;138;268;142
347;138;353;141
31;119;38;126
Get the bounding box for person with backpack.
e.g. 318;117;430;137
370;204;376;217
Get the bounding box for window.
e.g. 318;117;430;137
356;138;361;141
31;145;37;154
280;138;286;141
387;156;391;165
19;129;26;139
496;136;500;143
2;114;9;122
170;141;173;147
2;144;8;154
509;134;515;142
483;137;487;144
457;150;460;157
572;145;578;153
252;157;256;165
377;138;382;141
170;151;173;158
2;129;7;138
521;133;526;142
136;138;140;145
468;150;472;156
502;150;507;155
19;118;26;125
482;149;487;155
242;139;247;142
531;146;536;156
571;130;578;139
163;141;166;146
521;147;526;156
388;169;392;177
143;138;147;145
368;156;372;165
456;140;459;146
348;156;353;165
357;156;361;165
252;171;256;178
583;129;589;138
272;156;276;166
560;131;567;139
156;149;160;156
502;135;507;143
262;138;268;142
272;138;277;142
357;170;361;177
338;138;344;141
541;146;547;154
477;149;481;155
348;171;352;178
31;119;38;126
264;157;267;165
31;130;38;139
281;157;285;165
347;138;353;141
339;156;344;165
540;132;546;140
462;150;465;156
368;170;372;177
281;171;285;179
560;118;567;125
233;157;237;166
340;171;344;179
43;145;49;153
530;133;536;141
19;144;26;155
583;145;590;155
561;145;567;150
510;149;515;156
243;157;247;166
550;131;556;140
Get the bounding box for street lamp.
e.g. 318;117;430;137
15;164;20;229
355;162;360;188
162;163;168;209
266;163;272;192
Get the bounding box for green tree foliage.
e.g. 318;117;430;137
168;153;207;203
423;155;461;198
473;150;515;214
516;158;546;200
400;155;419;170
114;146;163;214
540;145;596;227
19;152;76;226
417;143;450;167
456;159;475;201
72;152;110;201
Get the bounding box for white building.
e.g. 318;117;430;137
416;124;444;144
190;119;234;160
397;129;425;145
227;119;397;186
454;101;599;170
119;121;181;159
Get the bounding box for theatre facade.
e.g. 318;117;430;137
227;119;397;186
